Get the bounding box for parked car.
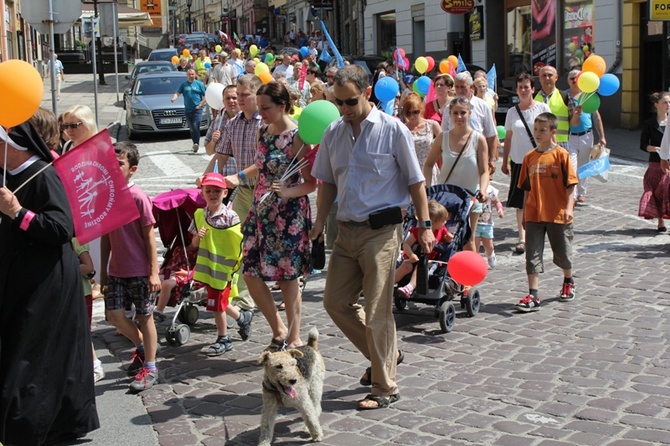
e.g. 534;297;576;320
182;35;208;51
123;61;176;109
147;48;178;62
125;72;211;140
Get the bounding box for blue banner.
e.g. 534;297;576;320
319;49;333;64
457;54;467;73
577;155;611;179
486;64;496;90
319;20;344;68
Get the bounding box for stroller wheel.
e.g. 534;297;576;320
394;293;407;311
165;326;177;345
438;301;456;333
465;288;481;317
178;305;199;325
175;324;191;345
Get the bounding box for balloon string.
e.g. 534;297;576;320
2;139;6;189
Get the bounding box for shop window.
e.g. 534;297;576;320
376;12;396;59
506;5;531;77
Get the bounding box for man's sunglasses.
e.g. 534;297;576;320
61;122;83;130
334;97;360;106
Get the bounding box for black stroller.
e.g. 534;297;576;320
394;184;481;333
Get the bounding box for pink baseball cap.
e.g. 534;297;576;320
201;172;226;188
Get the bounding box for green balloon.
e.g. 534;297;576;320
580;94;601;114
298;100;341;144
496;125;506;140
265;53;274;65
412;81;425;97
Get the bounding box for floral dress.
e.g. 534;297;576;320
242;127;312;281
411;119;439;184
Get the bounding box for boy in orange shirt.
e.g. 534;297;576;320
515;113;578;312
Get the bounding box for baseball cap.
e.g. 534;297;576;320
404;75;414;84
220;51;229;58
201;172;226;188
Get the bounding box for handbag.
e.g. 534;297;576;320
311;236;326;270
443;130;474;184
516;105;537;148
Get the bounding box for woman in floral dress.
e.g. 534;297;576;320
402;92;441;184
239;81;316;350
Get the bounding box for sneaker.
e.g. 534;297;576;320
206;335;233;356
93;364;105;383
129;367;158;393
192;143;199;153
153;311;166;323
487;253;497;268
127;348;145;377
237;310;253;341
559;282;575;301
515;295;541;312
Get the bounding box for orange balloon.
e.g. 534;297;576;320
258;71;274;84
182;48;190;57
439;59;450;74
171;56;179;64
582;54;606;78
447;55;458;69
0;60;43;128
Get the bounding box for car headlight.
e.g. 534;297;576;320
131;108;149;116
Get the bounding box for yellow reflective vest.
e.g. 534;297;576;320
193;209;243;294
535;89;569;143
194;57;211;77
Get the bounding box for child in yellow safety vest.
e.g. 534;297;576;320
189;172;253;356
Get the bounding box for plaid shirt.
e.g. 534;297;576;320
205;112;238;176
215;110;262;186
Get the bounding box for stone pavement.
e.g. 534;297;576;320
43;75;670;445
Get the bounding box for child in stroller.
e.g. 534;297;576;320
396;200;454;298
394;184;480;333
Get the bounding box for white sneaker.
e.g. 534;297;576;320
93;364;105;383
487;253;497;268
192;143;199;153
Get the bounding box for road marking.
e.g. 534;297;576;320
145;150;195;177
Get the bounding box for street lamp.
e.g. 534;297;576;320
186;0;193;33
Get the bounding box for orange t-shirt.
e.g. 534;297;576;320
517;146;578;224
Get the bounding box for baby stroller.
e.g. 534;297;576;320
152;188;207;346
394;184;480;333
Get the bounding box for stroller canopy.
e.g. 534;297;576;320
152;188;206;247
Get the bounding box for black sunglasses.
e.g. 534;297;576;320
61;122;83;130
334;97;360;106
405;110;421;116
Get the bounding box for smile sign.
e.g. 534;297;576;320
441;0;475;14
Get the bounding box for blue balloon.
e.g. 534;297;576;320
204;62;212;69
598;73;620;97
300;46;309;58
416;76;431;95
374;77;399;102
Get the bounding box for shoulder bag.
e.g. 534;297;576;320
516;104;537;148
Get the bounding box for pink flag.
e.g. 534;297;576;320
54;129;139;244
425;79;437;103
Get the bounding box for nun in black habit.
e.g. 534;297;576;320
0;123;99;445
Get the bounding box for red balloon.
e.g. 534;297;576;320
447;251;488;286
425;56;435;73
403;57;410;70
398;48;406;57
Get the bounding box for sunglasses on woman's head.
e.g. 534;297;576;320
334;97;359;106
450;97;469;105
61;122;83;130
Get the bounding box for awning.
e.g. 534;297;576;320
80;3;153;27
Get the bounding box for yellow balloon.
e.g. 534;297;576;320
255;62;270;75
249;44;259;57
215;45;222;53
254;57;261;63
577;71;600;93
447;55;458;69
414;56;428;74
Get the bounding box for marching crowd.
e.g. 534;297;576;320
5;38;669;443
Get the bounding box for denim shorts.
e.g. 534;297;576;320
105;276;156;316
475;223;494;239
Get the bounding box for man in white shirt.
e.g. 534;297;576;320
441;71;498;173
310;65;434;411
272;54;292;79
46;54;65;100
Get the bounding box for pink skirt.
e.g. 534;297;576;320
638;162;670;219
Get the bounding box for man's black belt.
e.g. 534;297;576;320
570;129;592;136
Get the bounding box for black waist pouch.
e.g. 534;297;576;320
311;237;326;270
369;206;402;230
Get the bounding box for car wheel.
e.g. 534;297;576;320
126;126;137;140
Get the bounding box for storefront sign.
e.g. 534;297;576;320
532;0;557;74
441;0;475;15
564;1;594;71
469;6;484;40
650;0;670;20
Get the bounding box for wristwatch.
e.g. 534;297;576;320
418;220;432;229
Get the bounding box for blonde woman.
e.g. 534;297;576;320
60;105;98;153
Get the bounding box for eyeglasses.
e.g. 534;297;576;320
61;122;83;130
568;77;576;81
334;96;360;106
405;110;421;116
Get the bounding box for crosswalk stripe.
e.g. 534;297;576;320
145;150;196;177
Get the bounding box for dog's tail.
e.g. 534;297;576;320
307;327;319;349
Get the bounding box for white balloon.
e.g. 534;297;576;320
205;83;225;110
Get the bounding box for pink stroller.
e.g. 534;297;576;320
152;188;207;345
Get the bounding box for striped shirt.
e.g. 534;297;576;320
205;111;238;176
215;110;263;186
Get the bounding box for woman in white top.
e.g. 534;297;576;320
424;98;489;251
401;92;441;184
500;73;551;254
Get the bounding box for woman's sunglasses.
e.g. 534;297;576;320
334;97;359;106
61;122;83;130
405;110;421;116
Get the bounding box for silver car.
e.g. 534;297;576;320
125;72;210;140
